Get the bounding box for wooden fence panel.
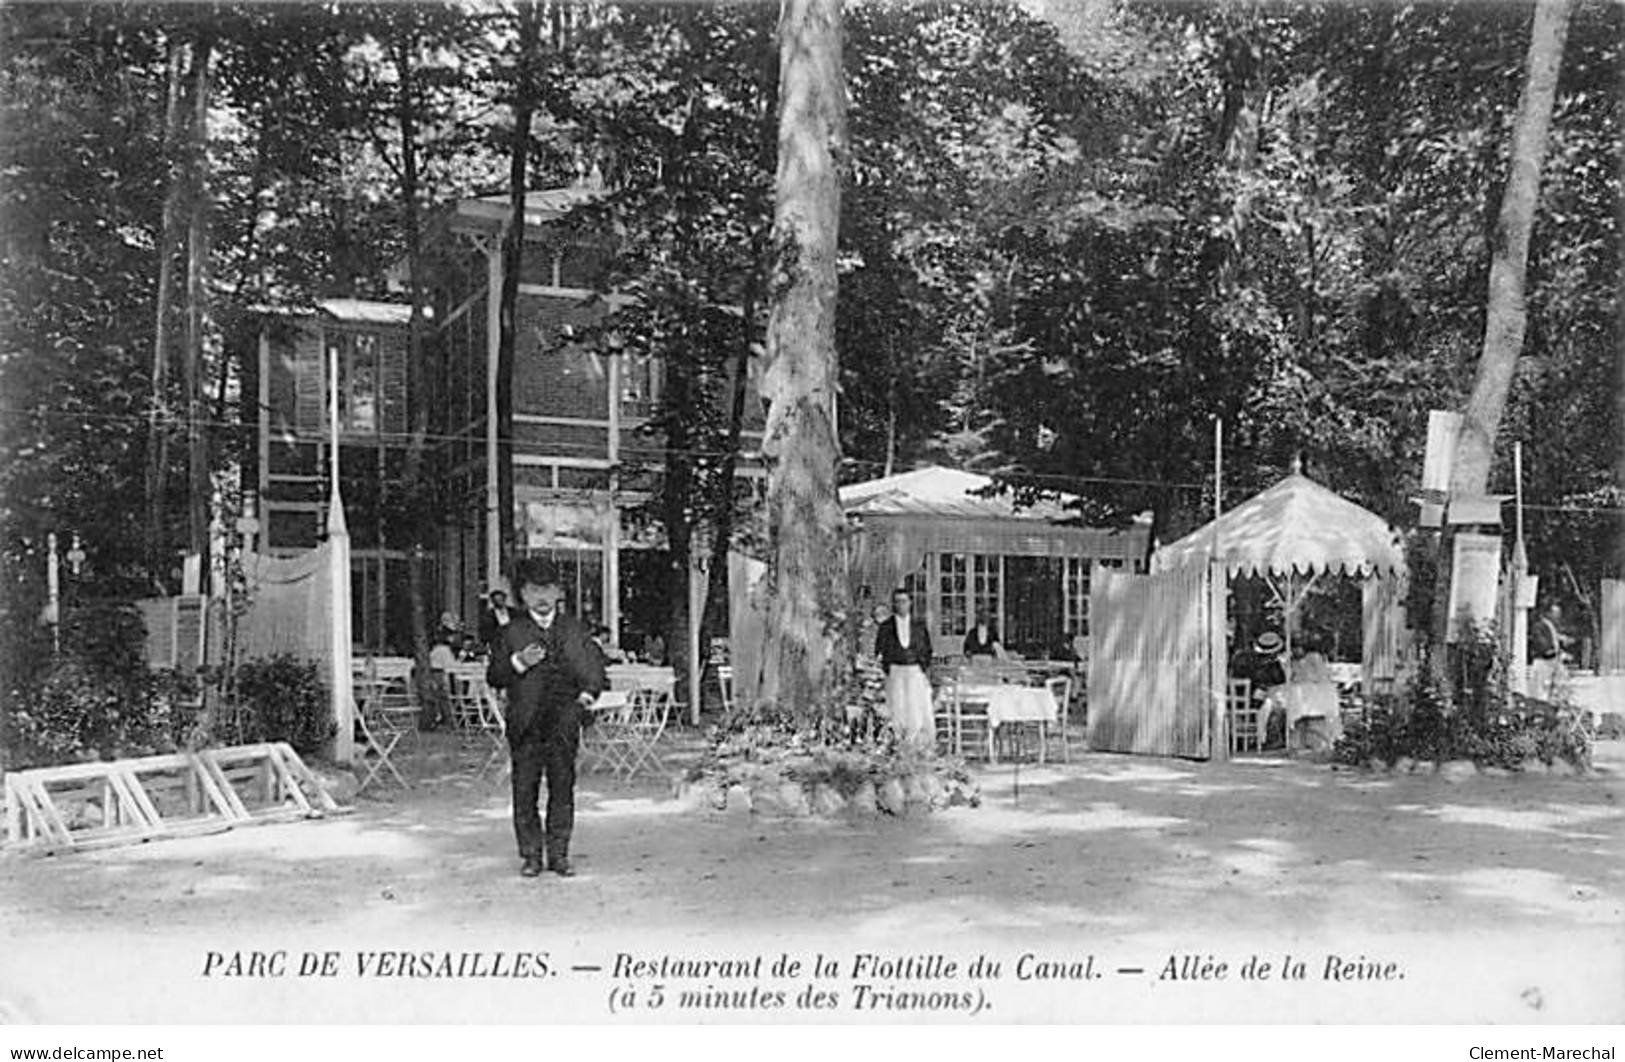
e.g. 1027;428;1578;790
1087;564;1212;758
1602;579;1624;673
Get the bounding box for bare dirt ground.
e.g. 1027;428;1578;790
2;731;1621;1025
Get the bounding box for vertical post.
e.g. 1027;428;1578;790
485;243;503;592
1514;442;1526;545
47;531;61;655
330;344;340;499
1509;442;1531;694
328;344;355;763
1210;418;1226;760
257;331;270;540
688;551;704;725
606;347;622;645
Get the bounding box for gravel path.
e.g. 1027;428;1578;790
3;737;1620;1023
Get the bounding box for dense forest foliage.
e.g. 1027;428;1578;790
1;0;1619;651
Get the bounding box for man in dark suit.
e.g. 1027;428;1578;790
478;587;513;653
486;558;606;878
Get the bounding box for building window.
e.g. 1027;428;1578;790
620;353;664;419
1064;556;1090;637
939;553;999;638
323;330;406;438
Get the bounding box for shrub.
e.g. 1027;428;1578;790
1333;628;1593;773
5;604;199;768
231;655;335;755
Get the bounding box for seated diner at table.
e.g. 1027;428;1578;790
1262;632;1341;752
962;611;1003;659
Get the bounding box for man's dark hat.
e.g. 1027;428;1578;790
514;556;562;590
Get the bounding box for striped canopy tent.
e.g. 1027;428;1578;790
1152;468;1406;681
840;467;1149;602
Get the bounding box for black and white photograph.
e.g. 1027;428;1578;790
0;0;1621;1041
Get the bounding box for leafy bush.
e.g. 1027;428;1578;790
5;604;201;768
1333;629;1592;773
230;655;335;754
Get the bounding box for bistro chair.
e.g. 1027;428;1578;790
1227;678;1259;754
353;684;414;792
932;674;960;756
951;677;996;764
1044;673;1074;763
715;664;735;715
446;665;507;779
444;664;487;733
589;685;671;781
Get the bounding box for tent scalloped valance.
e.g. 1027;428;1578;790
1152;473;1406;580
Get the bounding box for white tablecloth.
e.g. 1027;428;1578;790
958;684;1058;727
1265;681;1342;749
606;665;676;696
1567;673;1624;725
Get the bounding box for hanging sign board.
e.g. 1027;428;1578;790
1447;493;1509;527
1447;532;1503;643
1421;410;1462;494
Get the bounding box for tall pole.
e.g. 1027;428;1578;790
485;244;502;591
1210;418;1226;759
328;344;355;762
1514;442;1526;545
47;531;61;655
1510;442;1531;694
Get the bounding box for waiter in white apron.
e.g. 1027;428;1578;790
873;588;934;746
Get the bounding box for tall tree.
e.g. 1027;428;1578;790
758;0;848;715
182;30;215;575
1449;0;1575;495
496;2;545;580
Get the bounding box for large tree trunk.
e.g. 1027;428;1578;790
1431;0;1573;652
758;0;848;718
1450;0;1573;495
145;38;188;587
497;5;543;579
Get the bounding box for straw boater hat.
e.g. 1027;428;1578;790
1254;631;1284;655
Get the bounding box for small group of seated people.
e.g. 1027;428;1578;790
1231;629;1341;752
590;625;632;668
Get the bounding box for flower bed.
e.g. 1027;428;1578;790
675;722;980;819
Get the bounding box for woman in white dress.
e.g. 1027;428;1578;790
873;589;935;746
1283;634;1341;751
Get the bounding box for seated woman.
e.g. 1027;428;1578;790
1233;631;1288;747
962;611;1003;660
1281;636;1341;752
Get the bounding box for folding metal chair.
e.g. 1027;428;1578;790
582;690;633;775
620;686;672;779
587;687;669;780
446;667;507;779
354;686;413;792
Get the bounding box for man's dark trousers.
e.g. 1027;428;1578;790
510;704;582;862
